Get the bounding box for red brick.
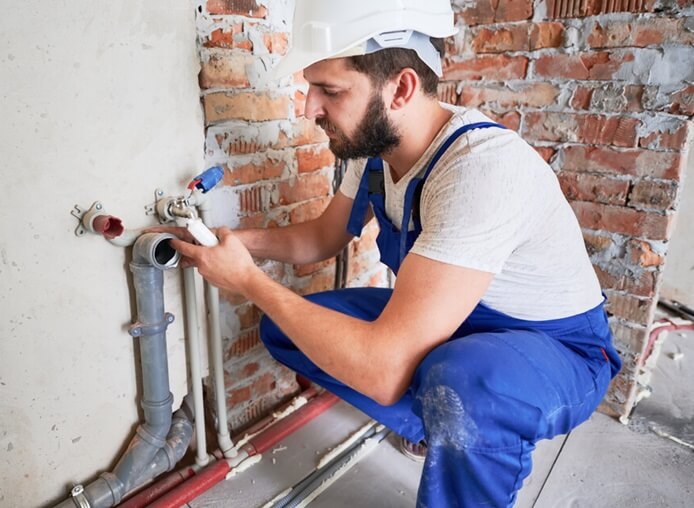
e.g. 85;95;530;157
204;92;291;124
482;110;521;131
588;19;693;49
524;112;639;147
594;266;659;298
459;83;560;109
628;240;664;268
207;0;267;17
252;372;276;397
294;258;336;277
289;197;330;224
227;386;252;406
548;0;657;17
220;134;271;155
561;146;684;180
458;0;533;25
533;146;556;162
238;185;269;214
236;302;262;330
443;55;528;81
259;260;286;282
294;267;336;296
570;201;673;240
438;82;459;105
559;172;630;205
237;213;266;229
530;22;564;50
571;87;593;110
639;121;691;151
263;32;289;55
668;85;694;116
241;362;260;378
535;52;635;81
348;252;377;282
223;159;286;186
203;25;244;49
583;231;617;257
288;117;330;147
350;221;380;257
199;52;253;89
278;173;332;206
294;89;306;117
296;146;335;173
571;84;644;112
628;180;679;210
610;321;649;353
605;292;656;325
472;24;529;53
225;327;261;359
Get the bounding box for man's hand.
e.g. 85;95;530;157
169;227;260;297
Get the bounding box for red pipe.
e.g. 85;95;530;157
138;390;339;508
642;320;694;366
118;467;195;508
238;386;319;440
92;214;124;240
148;460;231;508
243;391;339;456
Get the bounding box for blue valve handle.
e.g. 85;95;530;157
190;166;224;193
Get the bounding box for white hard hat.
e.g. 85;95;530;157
272;0;458;79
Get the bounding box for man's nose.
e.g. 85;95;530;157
304;87;324;120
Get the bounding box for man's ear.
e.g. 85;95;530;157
386;68;420;111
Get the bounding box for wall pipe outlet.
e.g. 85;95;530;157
54;233;191;508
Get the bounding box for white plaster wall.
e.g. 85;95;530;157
0;2;204;506
662;141;694;307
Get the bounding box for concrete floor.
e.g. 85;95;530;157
191;327;694;508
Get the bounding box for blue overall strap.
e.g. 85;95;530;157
346;157;384;237
398;121;507;261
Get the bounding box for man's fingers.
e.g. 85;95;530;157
214;227;233;241
147;226;195;243
170;238;200;258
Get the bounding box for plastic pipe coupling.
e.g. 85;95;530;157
132;233;180;270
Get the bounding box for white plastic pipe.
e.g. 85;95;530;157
182;267;210;467
197;196;235;456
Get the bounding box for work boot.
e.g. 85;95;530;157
399;437;427;462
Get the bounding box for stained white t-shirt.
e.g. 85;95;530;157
339;105;603;320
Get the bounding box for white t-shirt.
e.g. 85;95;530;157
339;105;603;320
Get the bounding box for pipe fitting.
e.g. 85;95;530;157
132;233;180;269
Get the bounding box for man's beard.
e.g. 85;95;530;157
316;92;401;160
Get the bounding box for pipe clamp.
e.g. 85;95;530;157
129;313;175;338
69;485;90;508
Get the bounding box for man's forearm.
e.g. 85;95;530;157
235;221;335;265
241;266;398;404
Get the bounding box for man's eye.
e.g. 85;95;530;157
323;89;339;97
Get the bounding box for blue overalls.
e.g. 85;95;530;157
260;122;622;507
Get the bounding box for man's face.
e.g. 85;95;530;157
304;59;401;160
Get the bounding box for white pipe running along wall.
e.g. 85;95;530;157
182;266;210;467
195;191;235;457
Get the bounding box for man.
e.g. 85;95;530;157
171;1;621;506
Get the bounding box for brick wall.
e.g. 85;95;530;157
195;0;387;431
441;0;693;417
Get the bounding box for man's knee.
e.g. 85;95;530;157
414;335;547;448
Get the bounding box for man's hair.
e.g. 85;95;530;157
346;38;445;97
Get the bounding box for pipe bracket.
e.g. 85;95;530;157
129;313;175;338
69;485;90;508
